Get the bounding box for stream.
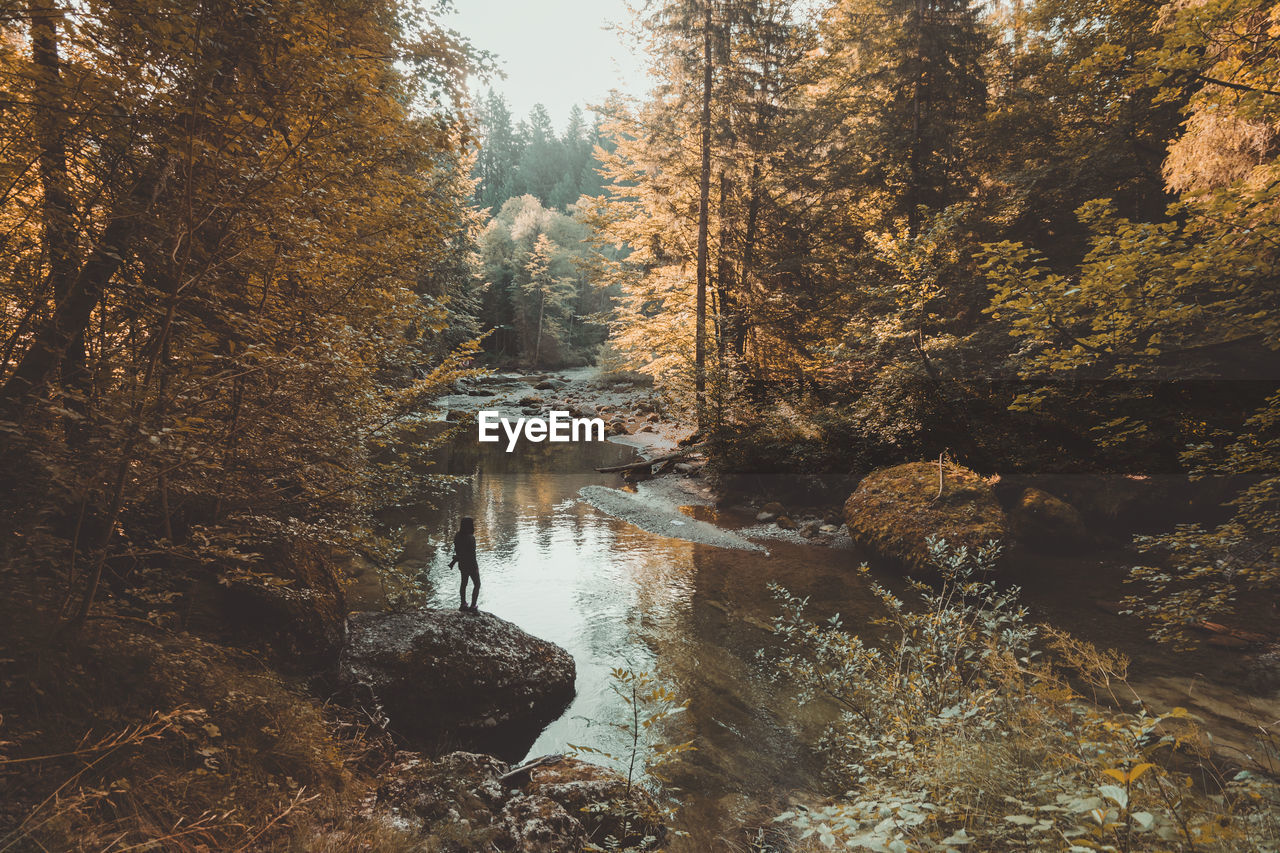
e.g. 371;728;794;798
351;382;1280;851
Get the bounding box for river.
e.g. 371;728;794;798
352;390;1279;851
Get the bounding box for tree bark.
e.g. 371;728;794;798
907;0;926;238
694;0;713;431
27;2;91;424
738;155;761;360
595;449;698;474
713;169;733;359
29;3;79;303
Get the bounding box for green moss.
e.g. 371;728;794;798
842;461;1009;573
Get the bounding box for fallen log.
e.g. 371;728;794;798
499;753;564;785
595;449;698;474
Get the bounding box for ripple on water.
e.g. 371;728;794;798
577;484;767;553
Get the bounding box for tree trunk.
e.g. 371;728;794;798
738;155;761;360
0;156;172;412
694;0;713;430
27;2;90;426
534;288;545;366
714;169;733;360
907;0;925;238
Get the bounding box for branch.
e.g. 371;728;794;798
1196;74;1280;99
594;448;700;474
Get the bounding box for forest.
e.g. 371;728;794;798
1;0;1278;850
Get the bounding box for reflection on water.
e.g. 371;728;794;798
360;437;886;847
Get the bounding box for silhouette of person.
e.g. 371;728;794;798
449;516;480;612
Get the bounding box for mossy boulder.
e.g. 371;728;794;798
843;462;1010;572
376;751;584;851
525;756;665;846
375;751;664;851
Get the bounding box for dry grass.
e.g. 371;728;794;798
0;596;414;852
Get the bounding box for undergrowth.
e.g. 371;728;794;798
766;538;1280;852
0;593;415;852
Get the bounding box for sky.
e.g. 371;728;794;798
442;0;650;130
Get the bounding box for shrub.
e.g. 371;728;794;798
767;539;1280;852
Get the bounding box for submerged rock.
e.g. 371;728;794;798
1008;486;1093;552
843;461;1009;573
343;610;576;761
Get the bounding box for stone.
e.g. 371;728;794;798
376;751;583;851
843;462;1010;573
799;520;822;538
218;540;346;671
1008;486;1093;552
374;751;666;852
526;757;665;847
761;501;786;516
342;610;576;761
499;794;586;852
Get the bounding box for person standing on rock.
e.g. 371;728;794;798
449;516;481;612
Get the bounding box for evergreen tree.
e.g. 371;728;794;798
473;90;521;211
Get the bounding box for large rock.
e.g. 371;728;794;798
343;609;576;760
843;462;1009;572
218;541;347;671
374;751;664;852
376;751;584;851
526;757;665;847
1007;486;1093;552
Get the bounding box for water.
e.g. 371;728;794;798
355;433;1280;850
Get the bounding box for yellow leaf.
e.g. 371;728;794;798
1128;762;1155;783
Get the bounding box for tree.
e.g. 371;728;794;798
473;195;609;366
474;90;521;211
515;103;569;206
811;0;988;237
0;0;480;630
982;0;1280;643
